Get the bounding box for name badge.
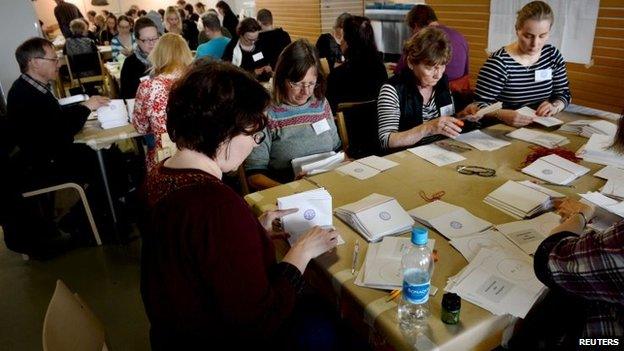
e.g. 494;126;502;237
312;118;331;135
139;75;150;82
252;51;264;62
440;104;455;116
535;69;552;82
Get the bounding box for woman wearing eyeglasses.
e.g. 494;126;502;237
111;15;136;62
133;33;193;171
120;17;158;99
245;39;341;190
222;18;272;81
141;60;340;350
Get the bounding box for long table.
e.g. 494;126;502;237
243;111;607;350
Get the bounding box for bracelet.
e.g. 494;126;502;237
575;212;587;227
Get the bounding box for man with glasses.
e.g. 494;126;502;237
5;37;108;258
120;17;159;99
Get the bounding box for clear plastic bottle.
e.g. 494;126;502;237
398;227;434;331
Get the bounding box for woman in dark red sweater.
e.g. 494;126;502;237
140;60;339;350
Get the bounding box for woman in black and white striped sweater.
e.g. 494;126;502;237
465;1;571;127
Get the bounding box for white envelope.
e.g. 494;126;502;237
277;188;333;244
97;99;128;124
336;161;380;180
522;154;589;185
409;200;492;239
408;144;466;166
356;155;399;171
455;130;510;151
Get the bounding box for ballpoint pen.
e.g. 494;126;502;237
351;240;359;275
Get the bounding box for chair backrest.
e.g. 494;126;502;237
67;51;103;80
336;100;381;159
42;280;107;351
319;57;330;77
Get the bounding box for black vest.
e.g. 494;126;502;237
386;69;454;133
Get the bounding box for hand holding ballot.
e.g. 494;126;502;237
257;208;299;240
82;95;110;111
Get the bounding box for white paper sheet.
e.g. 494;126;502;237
594;166;624;180
408;144;466;166
496;212;561;255
408;200;492;239
521;154;589;185
356;155;399;171
336;161;380;180
455;130;511;151
507;128;569;148
450;230;526;262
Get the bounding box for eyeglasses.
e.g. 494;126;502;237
288;81;318;90
252;131;266;144
138;37;159;44
36;57;60;63
456;165;496;177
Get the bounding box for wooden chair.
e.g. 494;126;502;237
335;100;381;159
23;183;102;247
319;57;330;77
65;51;108;97
42;279;108;351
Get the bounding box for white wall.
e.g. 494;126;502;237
0;0;41;105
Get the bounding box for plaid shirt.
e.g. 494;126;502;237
21;74;54;97
535;220;624;338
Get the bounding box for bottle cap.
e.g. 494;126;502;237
411;227;428;245
442;292;461;311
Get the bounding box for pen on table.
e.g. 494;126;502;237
351;240;360;275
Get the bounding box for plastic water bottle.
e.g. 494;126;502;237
398;227;434;331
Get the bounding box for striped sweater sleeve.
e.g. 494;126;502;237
550;47;571;107
474;54;508;108
377;84;401;150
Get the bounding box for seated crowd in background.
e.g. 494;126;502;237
316;12;350;73
222;18;272;81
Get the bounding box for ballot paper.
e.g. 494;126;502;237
507;128;569;148
408;144;466;167
516;106;563;127
475;101;503;118
521;154;589;185
334;193;414;242
291;151;345;176
445;248;545;318
594;165;624;180
355;236;435;290
484;180;564;219
97;99;129;129
580;120;617;138
579;192;624;217
577;134;624;168
58;94;88;106
495;212;562;255
408;200;492;239
449;230;526;262
558;119;594;134
336;156;399;180
454;130;511;151
277;188;344;245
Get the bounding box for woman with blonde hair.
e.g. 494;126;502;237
163;6;183;35
133;33;193;171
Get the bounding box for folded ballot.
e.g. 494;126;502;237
336;155;399;180
445;247;545;318
521;154;589;185
97;99;129;129
507;128;569;148
516;106;563;127
277;188;341;245
484;180;564;219
577;134;624;168
495;212;561;255
334;193;414;242
408;144;466;166
454;130;510;151
354;236;435;290
449;229;526;262
408;200;492;239
580;120;617;138
291;151;345;176
58;94;88;106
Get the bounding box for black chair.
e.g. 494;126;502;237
65;50;107;96
335;100;381;159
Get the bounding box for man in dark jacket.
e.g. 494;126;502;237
256;9;291;70
5;37;108;257
54;0;84;38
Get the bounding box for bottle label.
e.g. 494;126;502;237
403;280;430;304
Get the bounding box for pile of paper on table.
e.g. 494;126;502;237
336;155;399;180
594;166;624;200
507;128;569;148
408;200;492;239
516;106;563;127
521;154;589;185
354;236;434;290
558;119;594;134
484;180;564;218
445;247;545;318
58;94;88;106
579;192;624;218
277;188;344;245
495;212;561;255
579;120;617;138
449;229;526;262
334;193;414;242
291;151;345;176
577;134;624;168
96;99;129;129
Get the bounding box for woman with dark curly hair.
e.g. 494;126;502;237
140;60;340;350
